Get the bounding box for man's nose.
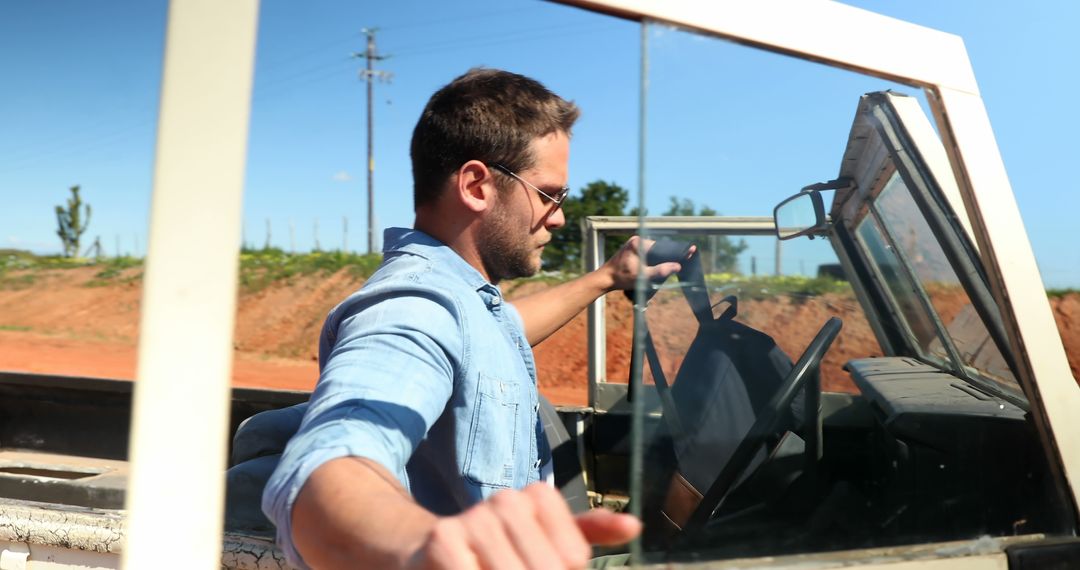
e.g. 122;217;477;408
545;204;566;229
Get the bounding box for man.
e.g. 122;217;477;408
263;68;683;569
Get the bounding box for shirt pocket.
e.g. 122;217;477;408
463;373;519;488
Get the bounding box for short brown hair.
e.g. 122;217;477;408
410;68;580;208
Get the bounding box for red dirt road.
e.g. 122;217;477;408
0;269;597;403
0;330;320;391
2;268;1078;406
0;329;588;403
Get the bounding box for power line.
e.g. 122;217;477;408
252;6;546;69
2;22;622;176
0;111;148;160
253;56;354;96
379;6;547;32
391;22;618;58
0;120;155;174
252;23;619;98
256;34;359;71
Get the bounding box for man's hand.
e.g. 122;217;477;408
511;235;696;346
407;483;641;570
601;235;695;292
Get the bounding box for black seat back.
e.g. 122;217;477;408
635;242;805;543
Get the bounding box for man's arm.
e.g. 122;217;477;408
292;457;641;569
512;236;690;346
291;457;435;568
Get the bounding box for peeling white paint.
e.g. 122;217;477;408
0;542;29;570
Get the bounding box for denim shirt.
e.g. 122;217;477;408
262;227;548;568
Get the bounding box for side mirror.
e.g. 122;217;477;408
774;189;827;240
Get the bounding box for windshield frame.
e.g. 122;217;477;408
834;93;1026;408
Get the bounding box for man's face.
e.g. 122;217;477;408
479;131;569;282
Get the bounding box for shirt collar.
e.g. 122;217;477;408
382;227;501;296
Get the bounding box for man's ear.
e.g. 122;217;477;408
455;160;498;214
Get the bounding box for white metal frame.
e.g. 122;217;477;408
123;1;260;568
582;216;776;412
123;0;1077;567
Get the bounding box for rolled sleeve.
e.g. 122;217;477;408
261;285;463;567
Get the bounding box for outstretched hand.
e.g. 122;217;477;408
407;483;640;570
509;235;697;347
602;235;696;292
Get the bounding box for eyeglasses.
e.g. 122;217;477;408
489;163;570;210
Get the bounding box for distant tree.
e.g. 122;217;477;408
543;180;629;272
627;197;718;217
662;197;747;274
540;189;748;274
55;185;92;258
662;197;694;216
662;196;718;217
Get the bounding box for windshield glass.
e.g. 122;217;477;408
855;212;946;361
864;168;1018;392
638;233;875;396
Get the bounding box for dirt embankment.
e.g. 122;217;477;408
1;267;1079;405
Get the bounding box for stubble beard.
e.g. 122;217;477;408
478;200;541;283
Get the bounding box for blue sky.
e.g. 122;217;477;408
2;1;1078;286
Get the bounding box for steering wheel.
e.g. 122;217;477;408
681;317;843;538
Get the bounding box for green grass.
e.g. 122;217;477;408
0;324;32;332
1;251;98;272
238;248;383;291
1;248;385;292
1;250;99;291
501;271;855;303
4;247;1079;300
701;273;853;301
83;255;145;287
0;249;37;261
93;255;142;279
0;273;37;290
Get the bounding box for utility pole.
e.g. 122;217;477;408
775;239;782;276
352;29;391;254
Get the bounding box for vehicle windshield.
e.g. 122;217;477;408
616;83;1072;565
857;170;1018;391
